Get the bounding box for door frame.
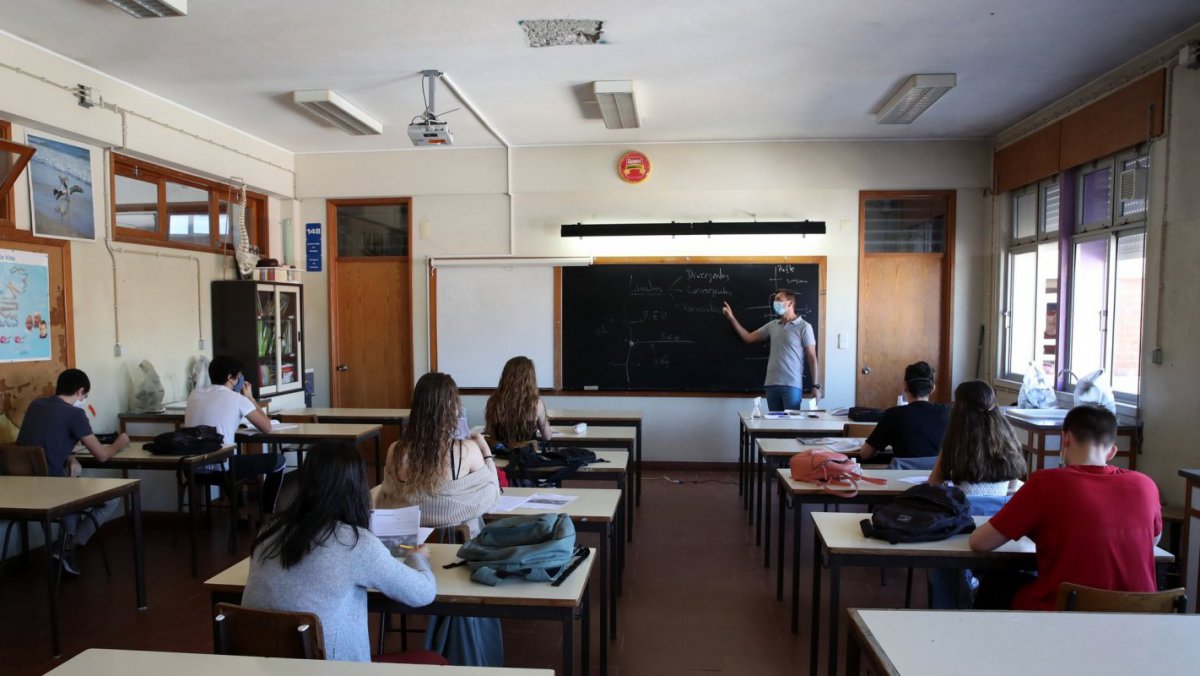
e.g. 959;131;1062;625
857;190;957;402
326;197;414;407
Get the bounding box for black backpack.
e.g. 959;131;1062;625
144;425;225;456
494;442;600;487
860;484;976;544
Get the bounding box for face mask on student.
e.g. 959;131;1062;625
772;301;787;316
73;397;88;409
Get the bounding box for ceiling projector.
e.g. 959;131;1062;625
408;120;453;146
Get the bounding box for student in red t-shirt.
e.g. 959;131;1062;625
968;405;1161;610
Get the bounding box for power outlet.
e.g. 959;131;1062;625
114;343;124;357
198;338;206;350
1152;348;1164;364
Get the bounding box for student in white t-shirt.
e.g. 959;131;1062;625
185;355;286;513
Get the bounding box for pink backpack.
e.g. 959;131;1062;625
789;449;885;497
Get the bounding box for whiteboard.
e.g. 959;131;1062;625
434;266;555;388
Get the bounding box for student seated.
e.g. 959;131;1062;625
184;355;286;514
859;361;949;462
376;372;500;536
484;356;552;445
243;441;436;661
969;405;1162;611
16;368;131;574
925;380;1027;608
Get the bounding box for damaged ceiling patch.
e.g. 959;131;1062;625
519;20;603;48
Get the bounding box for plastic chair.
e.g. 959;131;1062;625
0;445;111;586
1056;583;1187;613
214;602;325;659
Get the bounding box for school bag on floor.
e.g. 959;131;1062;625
860;483;977;544
789;449;885;497
449;513;583;586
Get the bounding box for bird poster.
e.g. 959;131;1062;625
26;132;95;241
0;248;52;363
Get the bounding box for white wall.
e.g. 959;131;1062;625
298;140;991;462
0;32;296;515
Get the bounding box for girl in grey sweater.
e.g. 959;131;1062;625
243;441;437;661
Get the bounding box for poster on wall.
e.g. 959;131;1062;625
25;132;96;241
0;248;53;363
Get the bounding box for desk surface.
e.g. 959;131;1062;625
205;543;593;608
278;407;410;421
548;426;637;442
493;487;621;521
850;609;1200;676
1180;468;1200;482
759;437;867;457
0;476;139;514
236;422;382;440
45;648;553;676
1002;406;1141;430
777;468;928;496
74;441;235;467
739;411;862;433
813;511;1173;561
546;409;643;422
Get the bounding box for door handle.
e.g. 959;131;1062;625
861;367;871;375
337;364;349;372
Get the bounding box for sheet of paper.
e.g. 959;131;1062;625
164;401;188;410
516;493;578;510
489;495;531;513
899;475;930;485
270;420;298;430
370;506;422;558
797;437;843;445
821;440;863;453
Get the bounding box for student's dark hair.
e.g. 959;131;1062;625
773;288;797;304
252;441;371;569
208;355;244;386
903;361;936;398
55;369;90;396
939;380;1027;484
1062;405;1117;447
387;372;460;498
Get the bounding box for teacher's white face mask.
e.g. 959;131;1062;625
772;301;786;316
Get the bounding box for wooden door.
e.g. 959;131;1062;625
328;199;413;408
856;191;955;409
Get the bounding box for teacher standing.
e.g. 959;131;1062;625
722;289;819;412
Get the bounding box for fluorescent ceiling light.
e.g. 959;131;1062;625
104;0;187;18
292;90;383;136
877;74;957;124
593;81;640;129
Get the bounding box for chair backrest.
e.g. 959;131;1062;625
889;455;938;471
213;602;326;659
1055;583;1187;614
843;423;876;439
278;414;318;424
0;445;49;477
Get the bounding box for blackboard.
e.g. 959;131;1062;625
562;259;824;392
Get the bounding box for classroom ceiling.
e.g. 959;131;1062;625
0;0;1197;152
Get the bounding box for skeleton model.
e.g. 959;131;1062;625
230;180;259;278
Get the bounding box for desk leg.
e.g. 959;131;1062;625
808;528;821;675
755;447;764;540
750;442;759;527
827;565;841;676
187;465;200;577
738;423;746;499
616;479;627;582
43;516;61;657
777;483;787;599
845;620;862;676
626;444;635;543
581;580;590;676
598;525;609;673
792;501;804;633
131;488;147;610
608;521;618;639
635;422;643;507
763;460;773;566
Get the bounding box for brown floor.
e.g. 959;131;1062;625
0;470;915;675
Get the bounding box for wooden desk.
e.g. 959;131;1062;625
74;442;235;576
757;437;867;567
811;511;1175;676
0;477;145;657
491;487;621;672
846;609;1200;676
45;648;554;676
738;411;869;544
236;422;383;473
1003;407;1141;471
1180;468;1200;613
546;426;637;543
205;543;595;676
546;409;644;507
278;409;409;478
776;468;928;631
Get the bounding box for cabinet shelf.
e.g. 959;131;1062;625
213;280;305;398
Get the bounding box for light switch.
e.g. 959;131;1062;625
419;219;430;240
837;333;847;349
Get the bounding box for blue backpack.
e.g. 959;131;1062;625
450;513;582;586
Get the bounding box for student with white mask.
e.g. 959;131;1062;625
16;368;131;574
722;288;819;412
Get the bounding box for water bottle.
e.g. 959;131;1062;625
752;397;764;419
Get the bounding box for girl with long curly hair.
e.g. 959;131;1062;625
484;356;552;445
376;372;499;533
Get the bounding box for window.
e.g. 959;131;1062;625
1001;149;1148;403
334;202;409;257
862;196;948;253
112;154;268;255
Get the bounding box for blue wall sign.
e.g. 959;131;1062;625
305;223;322;272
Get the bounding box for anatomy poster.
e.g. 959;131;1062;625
0;248;52;363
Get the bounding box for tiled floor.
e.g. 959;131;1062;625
0;470;914;675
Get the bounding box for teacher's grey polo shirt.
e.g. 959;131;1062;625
755;316;816;387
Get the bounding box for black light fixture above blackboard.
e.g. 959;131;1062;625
560;220;826;238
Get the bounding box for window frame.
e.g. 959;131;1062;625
111;154;269;256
